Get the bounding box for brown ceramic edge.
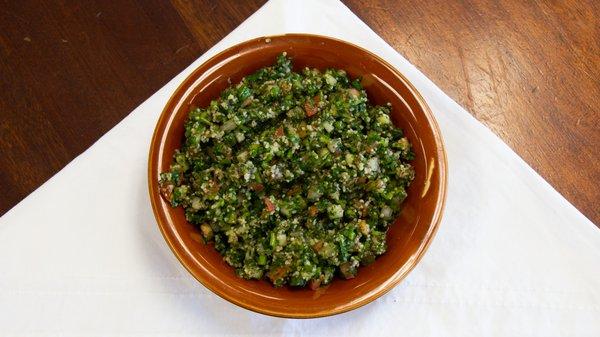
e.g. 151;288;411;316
147;33;448;319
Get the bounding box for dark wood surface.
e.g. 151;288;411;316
0;1;598;225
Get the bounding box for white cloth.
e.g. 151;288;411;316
1;0;598;336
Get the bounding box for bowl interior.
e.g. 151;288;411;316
149;34;446;318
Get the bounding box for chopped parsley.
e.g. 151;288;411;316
159;54;415;288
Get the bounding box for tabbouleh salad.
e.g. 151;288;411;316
159;53;415;289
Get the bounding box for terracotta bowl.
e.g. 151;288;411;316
148;34;447;318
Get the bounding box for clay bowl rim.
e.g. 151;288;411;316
148;33;447;318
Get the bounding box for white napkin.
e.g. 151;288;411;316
1;0;598;336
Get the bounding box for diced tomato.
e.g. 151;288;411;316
304;101;317;117
312;240;324;252
249;183;264;192
264;197;275;212
159;184;174;202
274;126;284;137
267;266;289;282
308;205;319;217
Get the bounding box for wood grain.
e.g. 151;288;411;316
0;0;265;215
0;0;598;225
342;0;600;224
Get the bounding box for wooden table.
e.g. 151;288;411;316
1;1;598;225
